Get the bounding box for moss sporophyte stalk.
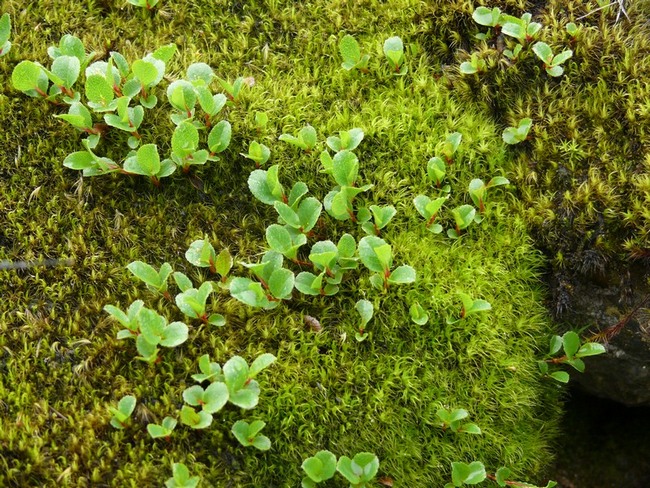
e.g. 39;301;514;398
3;1;623;485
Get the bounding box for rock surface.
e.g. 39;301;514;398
558;266;650;406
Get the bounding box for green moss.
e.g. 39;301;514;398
0;0;561;486
422;0;650;312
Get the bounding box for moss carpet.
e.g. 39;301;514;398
0;1;561;486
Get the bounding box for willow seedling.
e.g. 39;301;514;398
439;132;462;163
383;36;406;74
230;251;294;308
207;120;231;161
123;143;176;185
468;177;510;213
354;299;374;341
502;118;532;145
532;42;573;77
427;156;449;189
265;224;307;262
358;236;416;290
538;331;606;383
147;417;177;440
0;13;11;57
180;405;212;429
127;261;173;300
279;125;317;152
325;128;364;152
274;197;322;235
109;395;136;429
127;0;160;9
501;13;542;43
413;195;447;234
301;450;337;487
446;292;491;324
175;281;225;326
105;300;144;340
183;382;229;415
167;80;197;123
255;111;269;131
339;35;370;73
336;453;380;487
222;354;276;409
185;239;218;273
63;140;120;176
232;420;271;451
459;53;487;75
104;96;144;144
138;307;189;351
503;44;523;61
248;165;287;205
359;205;396;236
409;301;429;325
447;205;479;239
472;6;503;29
445;461;486;487
218;76;245;102
54;101;103;136
435;407;481;435
241;140;271;167
192;354;223;383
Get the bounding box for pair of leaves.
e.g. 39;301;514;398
468;177;510;212
302;450;337;486
279;125;317;151
274;197;322;234
459;53;487;75
109;395;136;429
414;195;447;234
448;205;480;239
532;42;573;77
127;261;172;295
175;281;224;325
339;35;370;72
359;205;396;236
248;165;286;205
147;416;177;439
502;118;533;145
446;293;492;324
124;144;176;180
435;407;482;435
383;36;405;74
358;236;416;289
355;299;374;341
302;451;379;488
165;462;199;488
232;420;271;451
241;140;271;166
326;128;364;152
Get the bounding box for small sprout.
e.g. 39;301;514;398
186;62;214;86
123;144;176;185
383;36;406;74
127;261;173;299
214;248;233;283
446;292;492;324
138;307;189;349
493;467;557;488
468;177;510;213
207;121;231;160
248;165;286;205
358;236;415;290
266;224;307;262
127;0;160;10
104;96;144;138
459;53;487;75
183;382;229;414
339;35;370;73
180;405;212;429
174;281;218;323
413;195;447;234
435;407;482;435
230;252;291;309
532;42;573;77
361;205;396;236
427;156;447;188
502;118;532;145
566;22;579;38
279;125;317;152
231;420;271;451
447;205;478;239
503;44;523;61
147;417;177;440
171;121;209;173
336;453;380;487
539;331;606;382
63;141;119;176
104;300;144;340
131;55;166;108
241;141;271;167
254;111;269;131
222;354;276;409
167;80;197;122
54;101;101;135
355;299;374;342
472;6;502;28
326;128;364;152
274;197;322;235
12;61;50;98
501;13;542;43
445;461;486;488
109;395;136;429
185;239;217;272
218;76;245;102
192;354;224;383
324;184;373;222
0;13;11;57
165;462;200;488
438;132;462;163
409;301;429;325
302;450;337;487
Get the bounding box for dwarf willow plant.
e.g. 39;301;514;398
127;261;173;300
232;420;271;451
459;53;487;75
358;236;416;291
339;35;370;73
354;299;374;342
147;416;177;440
0;13;11;58
532;42;573;77
446;292;491;324
358;205;396;236
109;395;137;429
321;150;373;222
409;301;429;325
230;251;295;309
446;462;557;488
383;36;406;74
538;331;606;383
414;195;447;234
435;407;481;435
127;0;160;9
501;13;542;43
468;177;509;213
439;132;462;163
427;156;449;190
326;128;364;152
301;451;379;488
165;462;200;488
13;36;235;184
502;118;532;145
279;125;317;152
448;205;480;239
241;140;271;167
